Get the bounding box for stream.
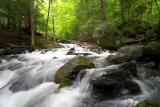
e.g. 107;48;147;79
0;43;160;107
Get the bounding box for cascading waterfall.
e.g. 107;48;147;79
0;43;160;107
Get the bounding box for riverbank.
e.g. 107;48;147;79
0;29;60;55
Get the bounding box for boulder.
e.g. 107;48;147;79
107;53;129;64
118;45;144;59
108;45;144;64
119;62;137;76
142;62;157;69
91;69;140;99
54;56;95;83
99;35;123;50
143;41;160;63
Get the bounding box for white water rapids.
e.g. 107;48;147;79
0;43;159;107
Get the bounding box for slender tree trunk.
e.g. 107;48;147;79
99;0;107;23
30;0;35;49
52;15;55;40
45;0;51;39
155;0;160;25
119;0;125;24
7;9;11;28
34;0;39;33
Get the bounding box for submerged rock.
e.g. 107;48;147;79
54;56;95;83
91;69;140;99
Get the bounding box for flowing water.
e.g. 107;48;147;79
0;43;159;107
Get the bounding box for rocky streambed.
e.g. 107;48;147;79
0;43;160;107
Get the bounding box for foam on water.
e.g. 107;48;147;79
0;44;159;107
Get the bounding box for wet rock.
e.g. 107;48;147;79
91;69;140;99
143;42;160;63
58;78;73;89
119;62;137;76
0;47;27;55
107;53;129;64
54;56;95;83
118;45;144;60
138;66;160;78
142;62;157;69
66;47;75;55
108;45;144;64
99;35;123;50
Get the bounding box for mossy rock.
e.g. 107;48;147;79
99;35;124;50
146;41;160;50
54;56;95;83
58;78;73;89
108;45;144;64
136;100;160;107
143;41;160;63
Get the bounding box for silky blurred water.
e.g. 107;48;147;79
0;43;159;107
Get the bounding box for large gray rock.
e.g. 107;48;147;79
119;62;137;76
54;56;95;83
118;45;144;59
143;41;160;63
108;45;144;64
91;69;140;99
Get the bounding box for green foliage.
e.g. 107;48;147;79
0;0;160;41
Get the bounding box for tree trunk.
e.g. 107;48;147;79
45;0;51;39
99;0;107;23
52;15;55;40
155;0;160;25
30;0;35;49
119;0;125;24
7;9;11;28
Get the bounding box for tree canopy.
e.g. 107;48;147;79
0;0;160;42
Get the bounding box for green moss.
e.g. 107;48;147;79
146;41;160;50
136;100;160;107
77;56;93;65
58;78;73;89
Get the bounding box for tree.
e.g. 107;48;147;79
30;0;35;49
119;0;125;24
45;0;52;39
154;0;160;26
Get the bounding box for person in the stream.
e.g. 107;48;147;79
82;42;88;50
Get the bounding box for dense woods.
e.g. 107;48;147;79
0;0;159;42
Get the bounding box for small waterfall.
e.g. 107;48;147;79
0;44;160;107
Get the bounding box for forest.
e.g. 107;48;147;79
0;0;159;48
0;0;160;107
